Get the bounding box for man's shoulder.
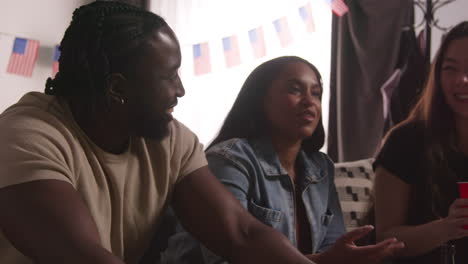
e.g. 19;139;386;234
2;91;61;112
0;92;72;146
0;92;65;125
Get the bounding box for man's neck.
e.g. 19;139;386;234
69;100;130;154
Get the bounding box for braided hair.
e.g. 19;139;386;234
45;1;168;111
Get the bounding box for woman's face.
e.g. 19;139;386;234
441;37;468;121
263;62;321;142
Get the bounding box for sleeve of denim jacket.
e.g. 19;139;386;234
205;150;251;209
316;153;347;252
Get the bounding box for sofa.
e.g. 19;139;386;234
334;158;375;232
333;159;396;264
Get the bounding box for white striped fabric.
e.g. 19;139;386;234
334;158;375;231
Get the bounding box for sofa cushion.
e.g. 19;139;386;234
334;158;375;231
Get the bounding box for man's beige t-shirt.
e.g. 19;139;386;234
0;92;208;263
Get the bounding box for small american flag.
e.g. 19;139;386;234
193;42;211;76
273;17;293;48
299;3;316;33
222;35;241;68
325;0;349;17
248;27;266;59
7;37;40;77
52;45;60;77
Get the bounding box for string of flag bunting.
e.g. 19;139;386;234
0;0;347;78
190;0;349;76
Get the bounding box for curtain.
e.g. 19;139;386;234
327;0;413;162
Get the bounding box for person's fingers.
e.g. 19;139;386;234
454;217;468;226
360;240;405;261
337;225;374;244
349;237;400;255
336;238;405;264
453;231;468;240
451;221;468;239
373;241;405;260
457;230;468;239
452;198;468;208
449;207;468;218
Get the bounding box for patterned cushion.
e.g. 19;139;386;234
334;158;375;231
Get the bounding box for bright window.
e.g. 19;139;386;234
151;0;332;149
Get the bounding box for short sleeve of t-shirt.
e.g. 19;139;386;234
0;102;74;189
169;120;207;183
374;122;425;184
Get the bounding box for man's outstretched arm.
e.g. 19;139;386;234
172;166;314;264
0;180;125;264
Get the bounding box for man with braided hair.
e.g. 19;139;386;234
0;2;403;264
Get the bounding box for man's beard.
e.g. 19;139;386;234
131;113;172;140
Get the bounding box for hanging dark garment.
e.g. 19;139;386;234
383;28;429;134
327;0;413;162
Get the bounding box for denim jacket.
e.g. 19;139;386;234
159;137;345;263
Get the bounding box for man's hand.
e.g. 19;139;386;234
312;225;405;264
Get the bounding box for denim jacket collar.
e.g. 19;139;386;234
250;137;324;184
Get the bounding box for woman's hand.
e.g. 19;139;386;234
311;225;404;264
439;198;468;241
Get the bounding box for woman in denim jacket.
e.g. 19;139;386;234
158;56;403;264
205;56;343;257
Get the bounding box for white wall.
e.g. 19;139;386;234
0;0;93;113
415;0;468;60
152;0;332;146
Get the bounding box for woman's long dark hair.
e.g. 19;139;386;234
389;21;468;221
207;56;325;154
